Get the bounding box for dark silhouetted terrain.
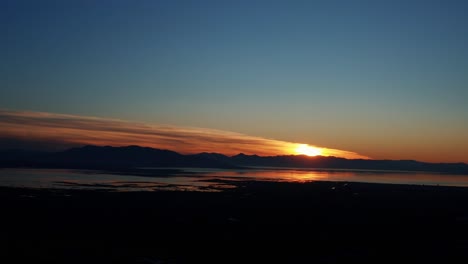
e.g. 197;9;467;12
2;181;468;263
1;145;467;174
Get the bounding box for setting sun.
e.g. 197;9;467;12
295;144;322;157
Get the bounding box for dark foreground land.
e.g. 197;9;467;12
2;181;468;263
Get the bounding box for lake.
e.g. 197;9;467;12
1;167;467;191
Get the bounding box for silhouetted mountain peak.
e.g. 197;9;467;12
196;152;229;158
233;153;258;158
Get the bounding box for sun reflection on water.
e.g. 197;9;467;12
1;168;468;192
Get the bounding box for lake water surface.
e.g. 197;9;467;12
1;167;467;191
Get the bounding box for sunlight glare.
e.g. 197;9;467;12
295;144;322;157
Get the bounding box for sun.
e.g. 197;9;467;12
295;144;322;157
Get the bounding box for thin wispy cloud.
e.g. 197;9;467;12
0;109;369;159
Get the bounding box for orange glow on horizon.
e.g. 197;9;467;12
0;109;371;160
295;144;322;157
288;143;370;160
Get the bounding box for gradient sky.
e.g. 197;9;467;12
0;109;368;159
2;0;468;162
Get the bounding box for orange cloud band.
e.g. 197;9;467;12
0;109;369;159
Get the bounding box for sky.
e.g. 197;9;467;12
0;109;368;159
1;0;467;162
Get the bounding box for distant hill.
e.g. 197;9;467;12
0;145;236;169
227;153;468;174
0;145;467;174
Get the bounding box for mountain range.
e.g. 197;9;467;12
1;145;467;174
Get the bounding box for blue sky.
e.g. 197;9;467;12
2;0;467;161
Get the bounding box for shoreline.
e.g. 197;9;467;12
2;166;468;193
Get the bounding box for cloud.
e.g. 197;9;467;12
0;109;369;159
